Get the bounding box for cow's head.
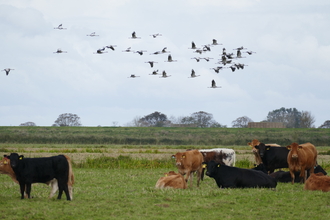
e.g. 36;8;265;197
248;139;260;154
8;153;24;168
255;143;269;158
171;152;186;167
202;160;219;178
286;143;301;159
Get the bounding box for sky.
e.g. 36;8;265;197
1;0;330;127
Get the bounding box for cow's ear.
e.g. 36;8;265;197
3;159;8;164
202;164;207;168
182;155;186;159
247;142;251;147
217;164;221;167
286;146;291;150
298;145;303;150
266;147;270;150
19;155;24;160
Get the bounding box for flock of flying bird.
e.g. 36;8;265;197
3;24;256;89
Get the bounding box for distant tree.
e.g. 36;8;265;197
232;116;253;128
19;122;36;126
53;113;82;127
179;111;224;128
266;107;302;128
300;111;315;128
319;120;330;128
138;111;170;127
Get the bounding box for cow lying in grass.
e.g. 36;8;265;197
6;153;74;200
304;173;330;192
155;171;187;189
203;160;277;189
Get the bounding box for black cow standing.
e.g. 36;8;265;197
204;160;277;189
255;143;289;173
8;153;71;200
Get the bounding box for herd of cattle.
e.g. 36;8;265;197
0;139;330;201
157;140;330;192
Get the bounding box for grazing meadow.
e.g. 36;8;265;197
0;127;330;219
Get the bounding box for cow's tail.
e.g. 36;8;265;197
64;155;74;200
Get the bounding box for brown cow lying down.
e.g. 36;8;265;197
155;171;187;189
304;173;330;192
1;155;74;199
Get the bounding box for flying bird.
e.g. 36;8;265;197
191;57;201;62
209;79;221;88
135;50;147;55
87;32;99;37
189;69;200;78
94;47;107;54
128;74;140;78
212;39;221;46
189;41;198;49
165;54;177;62
202;57;213;62
202;45;211;52
130;31;141;39
234;63;248;70
145;61;158;68
245;51;256;55
2;68;14;76
122;47;133;52
53;48;67;53
211;66;225;73
193;49;203;54
54;24;66;30
150;33;162;38
160;70;171;78
105;45;117;51
149;70;159;75
229;65;236;72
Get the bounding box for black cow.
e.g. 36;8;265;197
203;160;277;188
269;165;327;183
255;143;289;173
8;153;71;200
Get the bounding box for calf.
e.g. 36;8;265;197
270;165;327;183
172;150;204;187
199;148;235;166
203;160;277;189
304;173;330;192
155;171;187;189
287;142;318;184
8;153;72;200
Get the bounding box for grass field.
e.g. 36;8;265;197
1;143;330;219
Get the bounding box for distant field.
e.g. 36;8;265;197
0;126;329;146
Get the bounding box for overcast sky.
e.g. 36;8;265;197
1;0;329;127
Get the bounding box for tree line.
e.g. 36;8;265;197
19;108;330;128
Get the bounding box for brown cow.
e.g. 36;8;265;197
248;139;280;165
171;150;204;187
287;142;317;184
1;155;74;199
304;173;330;192
155;171;187;189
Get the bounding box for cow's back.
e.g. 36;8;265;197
155;173;187;189
304;173;330;192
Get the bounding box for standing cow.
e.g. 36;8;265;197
248;139;288;173
287;142;318;184
203;160;277;189
8;153;72;200
155;171;187;189
172;150;204;187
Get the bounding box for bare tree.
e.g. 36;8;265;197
232;116;253;128
19;122;36;126
53;113;82;127
300;111;315;128
319;120;330;128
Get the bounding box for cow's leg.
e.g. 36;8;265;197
49;179;58;198
299;168;305;183
19;182;25;199
25;183;32;199
289;170;295;184
196;167;203;187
